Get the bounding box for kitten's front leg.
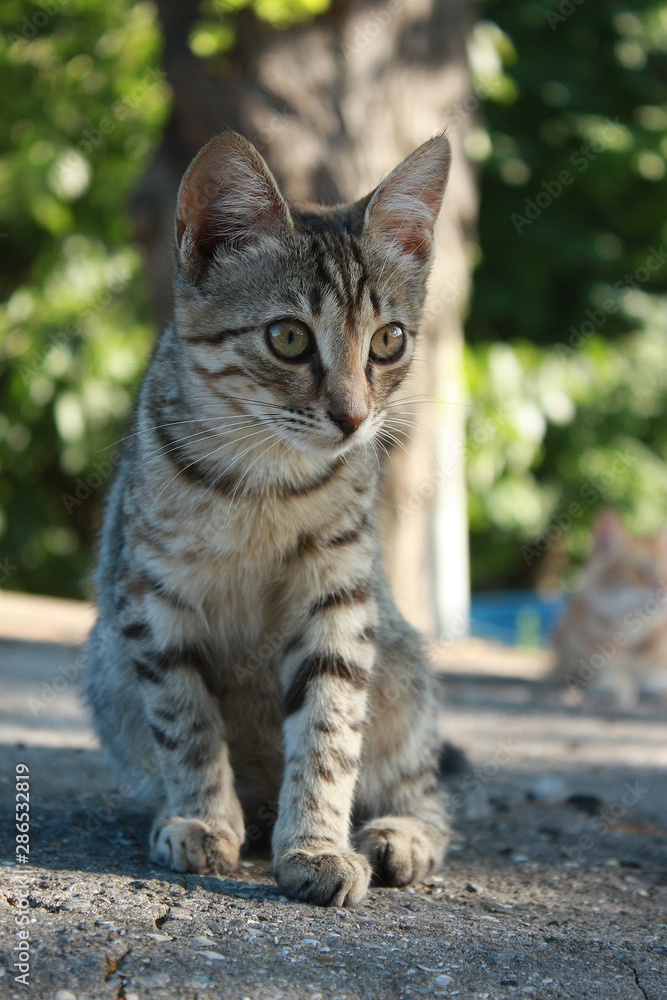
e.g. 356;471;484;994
131;636;244;874
273;547;377;906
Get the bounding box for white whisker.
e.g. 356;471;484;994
141;420;260;464
148;426;273;511
222;433;282;528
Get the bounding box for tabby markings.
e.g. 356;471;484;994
150;725;179;751
284;653;369;716
183;325;257;346
153;416;345;499
310;583;370;615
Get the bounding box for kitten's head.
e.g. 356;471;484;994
587;509;667;595
173;131;450;458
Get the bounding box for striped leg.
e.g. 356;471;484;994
131;639;244;875
354;619;451;886
272;561;378;906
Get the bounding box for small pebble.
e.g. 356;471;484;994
138;973;171;987
435;973;453;985
531;775;568;805
55;992;77;1000
196;950;225;961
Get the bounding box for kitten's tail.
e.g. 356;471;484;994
438;741;469;777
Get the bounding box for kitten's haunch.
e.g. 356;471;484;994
552;508;667;706
83;131;452;906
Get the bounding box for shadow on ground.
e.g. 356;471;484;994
1;622;666;1000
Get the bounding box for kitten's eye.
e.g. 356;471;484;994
266;319;313;361
369;323;405;363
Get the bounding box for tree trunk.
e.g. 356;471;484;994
131;0;477;636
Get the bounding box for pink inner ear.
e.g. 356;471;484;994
175;133;290;266
377;208;435;262
364;137;451;264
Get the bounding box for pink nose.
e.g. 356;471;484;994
328;409;367;437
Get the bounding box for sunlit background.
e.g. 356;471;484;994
1;0;667;636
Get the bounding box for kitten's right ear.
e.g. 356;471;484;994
593;508;624;552
176;132;292;279
362;134;451;270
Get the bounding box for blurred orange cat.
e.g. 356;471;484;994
552;509;667;705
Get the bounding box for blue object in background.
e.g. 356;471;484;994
469;591;566;647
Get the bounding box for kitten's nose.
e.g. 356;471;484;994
328;408;367;437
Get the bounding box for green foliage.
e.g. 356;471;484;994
465;0;667;588
189;0;330;58
3;0;667;598
0;0;332;599
0;0;169;596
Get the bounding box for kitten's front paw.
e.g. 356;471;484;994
357;816;446;887
275;847;371;907
150;816;240;875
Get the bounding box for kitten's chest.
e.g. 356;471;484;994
151;489;336;641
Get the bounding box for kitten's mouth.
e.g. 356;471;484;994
245;405;376;460
280;426;373;460
294;435;363;458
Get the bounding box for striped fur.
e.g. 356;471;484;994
552;508;667;705
83;132;452;905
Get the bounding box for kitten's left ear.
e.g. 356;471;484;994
362;134;451;268
176;132;292;279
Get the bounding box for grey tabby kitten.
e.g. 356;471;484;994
83;131;452;906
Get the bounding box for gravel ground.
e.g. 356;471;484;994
0;595;665;1000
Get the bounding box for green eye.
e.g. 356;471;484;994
267;319;313;361
369;323;405;363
